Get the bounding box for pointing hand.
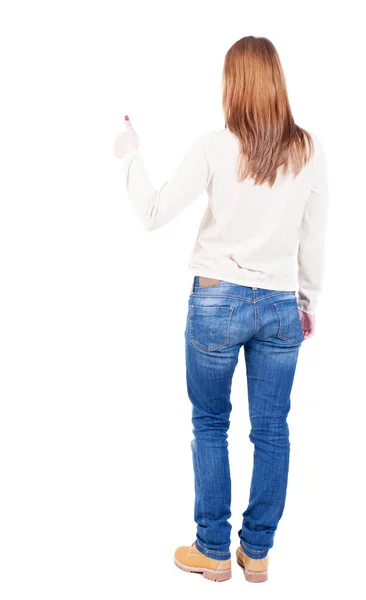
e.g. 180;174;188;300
113;115;140;158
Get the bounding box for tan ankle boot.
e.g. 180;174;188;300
236;545;269;582
174;542;232;582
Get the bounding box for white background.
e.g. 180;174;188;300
1;1;365;598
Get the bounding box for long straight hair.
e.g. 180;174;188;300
222;36;314;187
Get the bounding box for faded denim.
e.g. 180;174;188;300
184;276;304;560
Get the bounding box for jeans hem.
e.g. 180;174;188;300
195;539;231;561
239;540;269;560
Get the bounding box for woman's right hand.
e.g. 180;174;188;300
299;310;316;340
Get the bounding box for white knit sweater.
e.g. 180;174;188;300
121;127;328;314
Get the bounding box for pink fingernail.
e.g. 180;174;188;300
125;115;129;121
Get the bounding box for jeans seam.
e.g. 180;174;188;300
254;302;259;333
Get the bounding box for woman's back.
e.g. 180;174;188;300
188;126;327;314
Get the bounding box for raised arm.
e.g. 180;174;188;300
114;116;213;231
297;135;329;315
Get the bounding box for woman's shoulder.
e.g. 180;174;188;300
197;126;239;152
189;127;229;155
196;126;235;139
307;131;327;168
308;131;325;153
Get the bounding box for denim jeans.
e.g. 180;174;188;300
184;276;304;560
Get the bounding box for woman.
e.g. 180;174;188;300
113;35;328;583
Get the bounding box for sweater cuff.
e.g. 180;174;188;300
297;303;316;315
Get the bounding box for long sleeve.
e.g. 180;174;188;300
120;131;213;231
297;136;329;314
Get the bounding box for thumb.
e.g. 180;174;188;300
124;115;133;131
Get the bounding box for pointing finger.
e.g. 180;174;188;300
124;115;133;130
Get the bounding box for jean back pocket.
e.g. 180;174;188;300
274;299;304;344
187;304;234;352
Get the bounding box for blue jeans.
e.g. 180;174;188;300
184;276;304;560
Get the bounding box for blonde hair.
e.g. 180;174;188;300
222;36;314;187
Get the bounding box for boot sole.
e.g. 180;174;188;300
236;555;268;583
174;558;232;582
